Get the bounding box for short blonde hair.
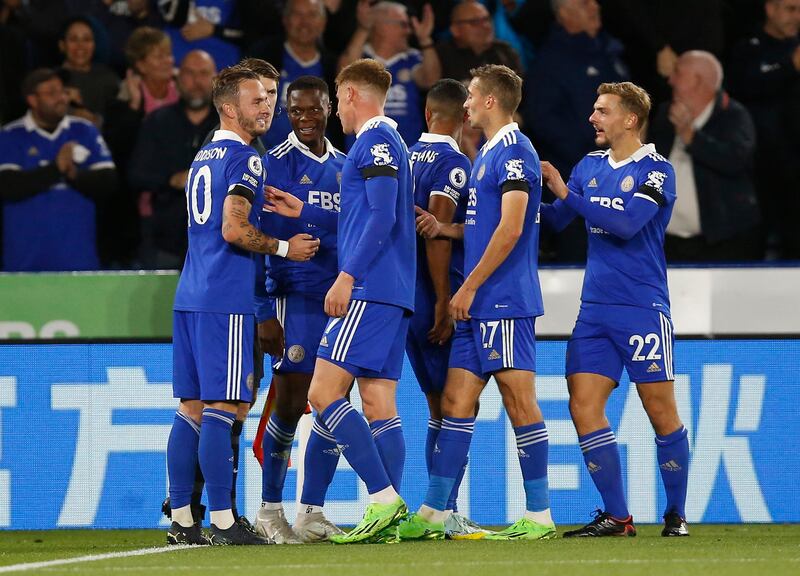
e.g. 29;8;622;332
336;58;392;99
212;66;260;113
597;82;652;133
469;64;523;113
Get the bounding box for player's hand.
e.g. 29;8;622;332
415;205;442;239
428;298;454;345
411;3;434;44
258;318;284;357
181;16;214;41
325;272;354;318
450;285;476;321
56;142;77;180
286;233;320;261
540;161;568;200
265;186;303;218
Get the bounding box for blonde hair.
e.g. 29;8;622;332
469;64;523;113
597;82;652;133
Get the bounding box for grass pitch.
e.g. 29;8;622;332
0;525;798;576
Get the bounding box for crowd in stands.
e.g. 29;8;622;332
1;0;798;271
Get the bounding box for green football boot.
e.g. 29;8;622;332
397;512;445;541
329;497;407;544
484;517;557;541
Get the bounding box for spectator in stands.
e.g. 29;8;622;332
57;16;120;128
525;0;628;262
160;0;244;69
338;0;440;145
435;0;522;84
103;27;177;268
86;0;165;75
650;51;761;262
0;0;30;123
128;50;217;269
727;0;800;259
0;68;117;271
249;0;340;149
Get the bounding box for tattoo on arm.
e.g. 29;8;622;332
222;194;281;254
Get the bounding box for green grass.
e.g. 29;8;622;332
0;525;798;576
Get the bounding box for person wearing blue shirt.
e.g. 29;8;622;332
399;64;555;542
539;82;689;538
405;79;482;539
167;65;318;547
264;59;414;544
252;76;347;544
338;1;441;147
0;68;116;272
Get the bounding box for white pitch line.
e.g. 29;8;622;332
0;545;193;574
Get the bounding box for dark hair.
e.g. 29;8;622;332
60;15;95;41
426;78;468;119
469;64;523;113
212;66;261;113
21;68;68;98
237;58;279;81
287;75;330;98
336;58;392;97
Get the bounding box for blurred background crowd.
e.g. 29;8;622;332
1;0;798;271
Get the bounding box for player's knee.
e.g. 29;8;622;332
441;389;473;419
569;396;601;423
179;399;203;424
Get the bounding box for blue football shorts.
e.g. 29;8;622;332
566;302;675;384
316;299;409;380
173;310;255;403
271;294;328;375
448;316;537;379
406;287;452;394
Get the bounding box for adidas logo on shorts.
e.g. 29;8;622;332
488;349;501;360
647;362;661;373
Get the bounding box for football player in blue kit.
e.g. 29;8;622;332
265;59;415;544
166;65;319;546
253;75;347;544
399;64;556;541
539;82;689;538
405;78;485;539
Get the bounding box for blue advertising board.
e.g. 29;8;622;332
0;340;797;529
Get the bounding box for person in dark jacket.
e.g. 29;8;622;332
727;0;800;259
650;51;761;262
524;0;628;262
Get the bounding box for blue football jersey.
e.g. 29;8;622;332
174;129;265;314
0;112;114;271
409;133;470;293
262;45;325;150
166;0;241;68
568;144;676;313
363;45;424;146
466;123;544;319
262;132;344;297
340;116;415;312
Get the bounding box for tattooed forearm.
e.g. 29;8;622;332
221;194;278;254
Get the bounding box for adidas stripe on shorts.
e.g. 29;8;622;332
316;300;410;380
173;310;256;403
448;317;537;379
566;302;675;384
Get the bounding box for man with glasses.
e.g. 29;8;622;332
338;1;440;146
0;68;117;271
435;0;523;85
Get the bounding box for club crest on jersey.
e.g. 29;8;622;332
248;155;263;177
504;159;525;181
287;345;306;363
449;167;467;188
620;175;635;192
477;163;486;181
370;143;394;166
645;170;667;191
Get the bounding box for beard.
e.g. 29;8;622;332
236;107;267;138
183;94;211;111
